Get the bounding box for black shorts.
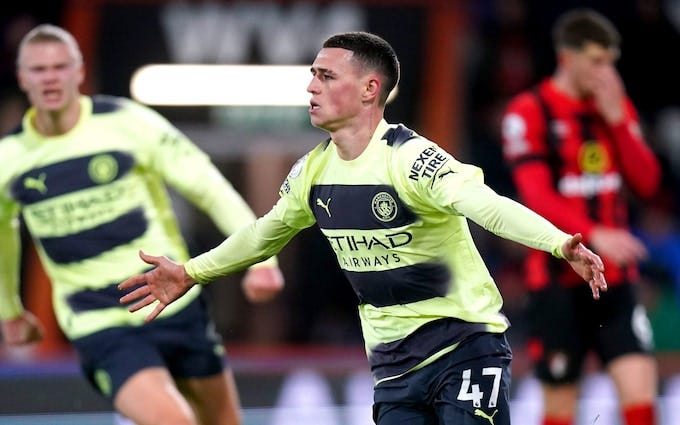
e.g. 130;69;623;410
527;282;654;384
72;294;225;400
373;332;512;425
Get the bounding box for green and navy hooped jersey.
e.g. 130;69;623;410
186;120;570;383
0;96;262;339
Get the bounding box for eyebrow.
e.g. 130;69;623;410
310;66;333;75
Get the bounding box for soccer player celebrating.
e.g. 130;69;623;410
501;9;660;425
121;31;607;425
0;24;284;425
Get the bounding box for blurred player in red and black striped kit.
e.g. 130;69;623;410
501;8;660;425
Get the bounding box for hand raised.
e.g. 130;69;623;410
561;233;608;299
118;251;196;322
591;65;625;124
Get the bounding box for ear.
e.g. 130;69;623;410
16;74;25;92
76;62;85;86
362;75;381;103
16;69;28;92
556;48;573;67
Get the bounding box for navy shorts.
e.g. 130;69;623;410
71;294;226;400
528;282;654;384
373;332;512;425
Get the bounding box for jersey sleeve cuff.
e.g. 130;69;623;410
551;233;572;259
247;256;278;270
184;260;210;285
0;297;24;321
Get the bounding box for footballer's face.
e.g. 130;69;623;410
17;41;84;114
307;47;368;132
561;41;619;98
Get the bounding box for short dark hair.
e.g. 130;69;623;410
323;31;400;105
552;9;620;51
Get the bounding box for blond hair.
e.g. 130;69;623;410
17;24;83;69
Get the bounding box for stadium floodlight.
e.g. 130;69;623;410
130;64;397;106
130;64;312;106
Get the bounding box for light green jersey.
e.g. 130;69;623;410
0;96;271;339
186;120;570;382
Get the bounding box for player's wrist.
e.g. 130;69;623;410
182;262;204;285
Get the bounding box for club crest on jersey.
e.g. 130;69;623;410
372;192;398;222
88;154;119;184
280;154;308;195
288;153;308;179
578;141;610;174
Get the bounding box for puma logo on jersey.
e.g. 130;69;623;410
474;408;498;425
438;167;456;180
24;173;48;194
316;197;332;217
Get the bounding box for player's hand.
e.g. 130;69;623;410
1;311;44;346
242;266;285;303
589;226;648;266
561;233;607;299
591;65;625;124
118;251;196;322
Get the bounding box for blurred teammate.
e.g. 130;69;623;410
501;9;660;425
0;24;284;425
120;31;607;425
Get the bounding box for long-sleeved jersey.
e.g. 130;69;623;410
501;79;661;289
185;120;571;383
0;95;272;339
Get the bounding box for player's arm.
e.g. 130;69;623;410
0;203;43;344
503;95;650;265
590;66;660;196
177;153;317;282
120;150;318;320
605;99;660;198
119;203;304;321
129;101;282;303
136;107;272;240
448;169;606;299
157;141;281;263
395;138;606;298
501;96;596;238
155;136;285;299
0;204;24;321
185;206;301;282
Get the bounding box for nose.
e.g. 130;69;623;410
307;77;318;93
41;67;60;82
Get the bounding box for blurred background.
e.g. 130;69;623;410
1;0;680;424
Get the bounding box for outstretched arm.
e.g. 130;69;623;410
560;233;607;299
453;182;606;298
119;207;304;321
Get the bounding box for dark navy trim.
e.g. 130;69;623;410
369;318;487;381
91;95;124;114
3;123;23;137
67;282;134;312
39;208;147;264
309;184;416;230
383;124;417;147
345;262;451;307
10;151;134;205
